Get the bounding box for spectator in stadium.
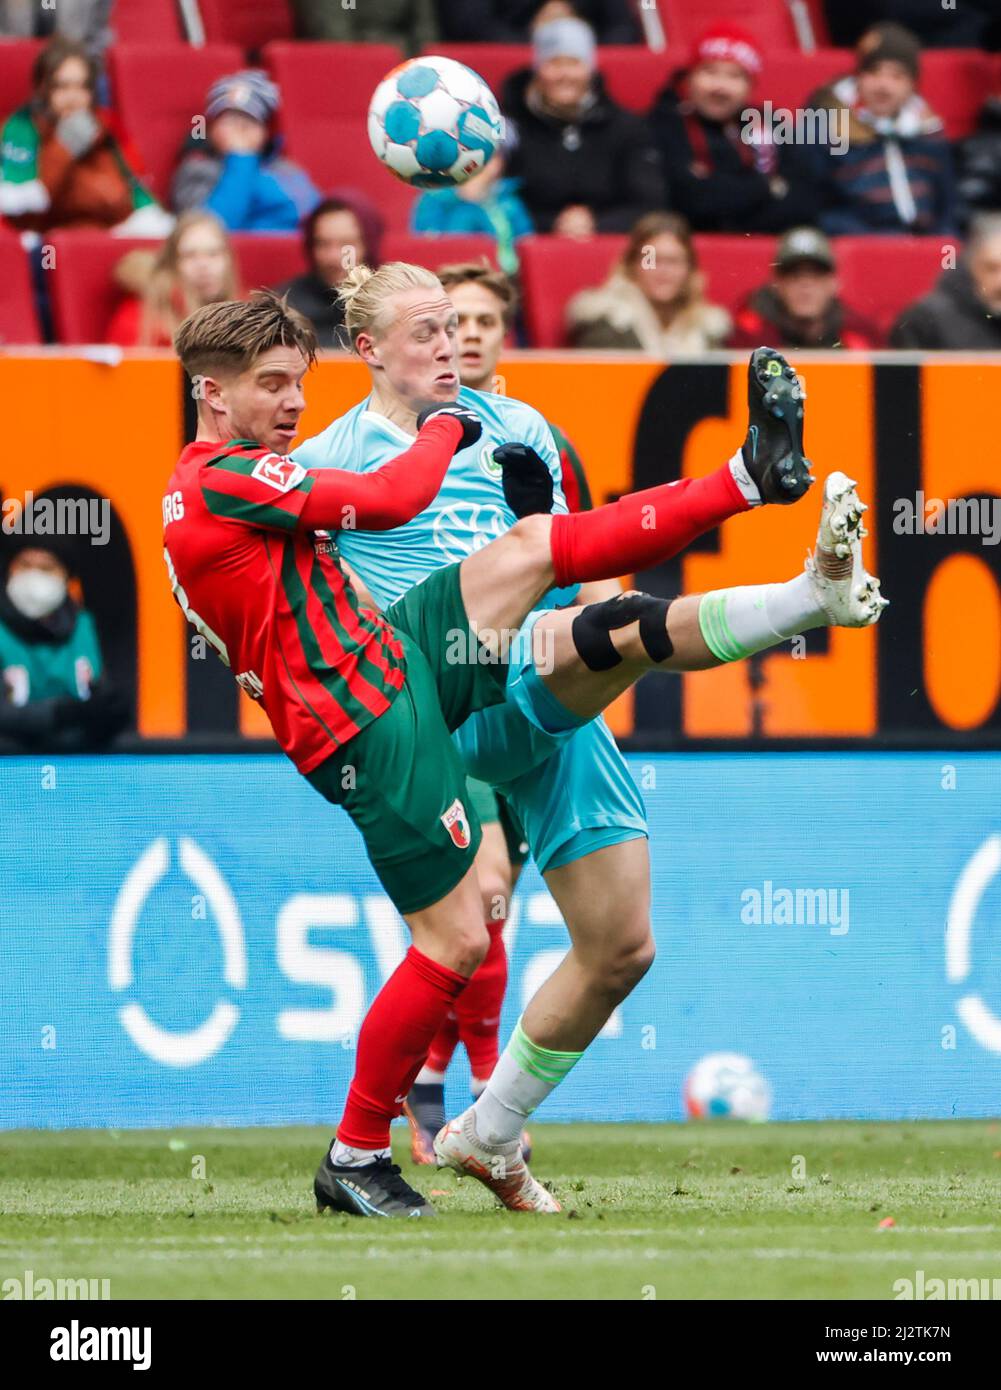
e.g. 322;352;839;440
730;227;881;351
566;211;730;354
648;23;820;236
106;210;239;348
436;0;640;44
172;69;320;233
889;214;1001;349
824;0;998;51
291;0;438;51
501;16;664;236
0;35;171;234
0;537;129;751
808;23;958;236
276;192;383;350
412;150;532;276
958;90;1001;223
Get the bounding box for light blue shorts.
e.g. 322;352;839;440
452;610;648;873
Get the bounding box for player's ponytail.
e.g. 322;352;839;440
338;261;442;352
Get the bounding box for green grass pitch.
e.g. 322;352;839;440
2;1121;999;1300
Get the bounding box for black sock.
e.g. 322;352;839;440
408;1082;446;1135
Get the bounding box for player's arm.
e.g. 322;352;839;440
551;422;622;605
200;407;479;536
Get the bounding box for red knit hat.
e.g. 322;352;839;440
692;23;763;81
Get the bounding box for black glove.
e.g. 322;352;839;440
494;442;555;518
416;402;482;451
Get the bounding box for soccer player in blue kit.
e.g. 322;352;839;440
293;260;886;1211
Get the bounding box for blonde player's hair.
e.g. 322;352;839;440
337;261;442;351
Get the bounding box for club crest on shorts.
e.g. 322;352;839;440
441;798;472;849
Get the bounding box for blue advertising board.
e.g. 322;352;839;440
2;752;999;1128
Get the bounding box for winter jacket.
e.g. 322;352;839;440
435;0;639;43
277;271;348;350
957;96;1001;225
648;78;821;235
411;177;533;275
292;0;437;50
172;137;320;232
809;76;957;236
0;101;161;232
889;263;1001;350
568;270;731;354
730;284;881;350
501;68;665;234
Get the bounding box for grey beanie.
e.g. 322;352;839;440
533;17;597;71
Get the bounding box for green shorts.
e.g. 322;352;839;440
466;776;529;868
306;564;507;916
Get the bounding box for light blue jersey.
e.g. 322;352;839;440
291;385;579;610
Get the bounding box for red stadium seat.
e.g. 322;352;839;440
263;41;404;122
47;230;306;343
835;236;945;336
692;235;778;315
198;0;295;52
518;235;626;347
659;0;800;55
759;48;851;112
279;115;416;233
922;50;996;141
382;233;498;273
0;39;44;118
111;0;184;44
108;43;244;202
0;227;42;345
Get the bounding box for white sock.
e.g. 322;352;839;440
470;1076;488;1098
728;448;763;507
330;1140;391;1168
699;572;826;663
415;1066;446;1086
472;1019;584;1146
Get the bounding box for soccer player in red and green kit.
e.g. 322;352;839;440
165;285;884;1218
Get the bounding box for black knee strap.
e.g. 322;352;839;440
571;592;674;671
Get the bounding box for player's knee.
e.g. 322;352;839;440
449;919;491;977
602;931;656;999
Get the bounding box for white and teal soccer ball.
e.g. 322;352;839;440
368;55;504;189
684;1052;771;1121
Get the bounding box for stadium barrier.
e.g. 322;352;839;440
4;750;999;1128
0;352;999;745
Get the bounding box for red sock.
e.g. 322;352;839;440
456;919;507;1084
336;946;467;1150
425;1008;461;1074
550;462;747;587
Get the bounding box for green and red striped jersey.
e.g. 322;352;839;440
163;439;406;773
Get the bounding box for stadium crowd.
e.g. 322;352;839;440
1;0;1001;352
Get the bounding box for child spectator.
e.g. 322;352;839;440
412;150;532;276
809;23;957;235
648;23;819;235
567;211;730;353
0;35;170;234
0;537;128;750
730;227;881;350
276;192;382;349
172;69;320;233
106;210;239;348
890;214;1001;349
501;16;664;236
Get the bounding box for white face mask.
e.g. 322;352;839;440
7;568;68;621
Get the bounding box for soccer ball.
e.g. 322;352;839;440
683;1052;771;1121
368;55;504;189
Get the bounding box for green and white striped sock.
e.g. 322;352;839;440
698;573;826;663
472;1019;584;1146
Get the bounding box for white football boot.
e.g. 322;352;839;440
434;1107;561;1213
806;472;889;627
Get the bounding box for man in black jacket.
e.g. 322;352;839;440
890;216;1001;349
502;16;665;236
648;22;820;234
